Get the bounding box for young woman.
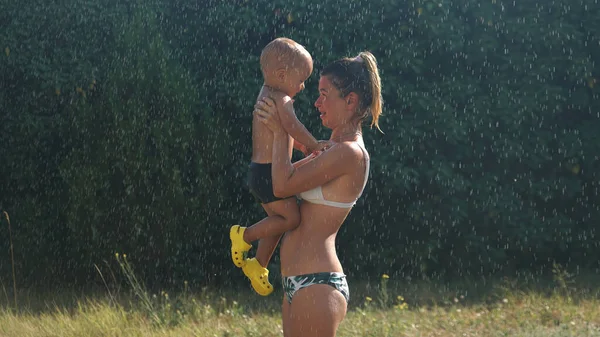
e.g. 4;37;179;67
254;51;383;337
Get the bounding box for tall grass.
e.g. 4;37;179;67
3;211;17;309
0;255;599;336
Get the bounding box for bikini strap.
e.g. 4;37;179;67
356;142;370;198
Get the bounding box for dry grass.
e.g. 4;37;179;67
1;274;599;337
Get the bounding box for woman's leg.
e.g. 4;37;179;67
282;295;292;337
287;284;347;337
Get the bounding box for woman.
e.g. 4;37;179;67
254;51;383;337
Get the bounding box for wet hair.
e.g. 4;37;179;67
260;38;311;76
321;51;383;132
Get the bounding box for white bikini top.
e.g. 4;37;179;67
297;144;369;209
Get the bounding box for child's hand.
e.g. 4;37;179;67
316;140;334;152
295;142;309;156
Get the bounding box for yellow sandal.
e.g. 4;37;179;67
230;225;252;267
242;258;273;296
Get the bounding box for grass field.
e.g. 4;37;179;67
1;266;599;337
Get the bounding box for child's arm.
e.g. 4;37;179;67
295;138;335;156
277;98;320;152
293;139;309;156
292;150;320;168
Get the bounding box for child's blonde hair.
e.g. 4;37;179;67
260;38;311;77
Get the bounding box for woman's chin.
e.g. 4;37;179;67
319;115;328;127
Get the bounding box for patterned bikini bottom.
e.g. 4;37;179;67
282;272;349;304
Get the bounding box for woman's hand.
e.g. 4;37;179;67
254;97;284;134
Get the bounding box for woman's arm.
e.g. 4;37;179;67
255;96;359;198
270;131;359;198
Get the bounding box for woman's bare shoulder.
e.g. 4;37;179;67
323;141;366;166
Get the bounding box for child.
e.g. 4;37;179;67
230;38;324;296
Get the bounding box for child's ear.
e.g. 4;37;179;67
276;68;287;82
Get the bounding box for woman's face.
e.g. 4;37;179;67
314;76;348;129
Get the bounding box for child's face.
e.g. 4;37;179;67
282;56;313;98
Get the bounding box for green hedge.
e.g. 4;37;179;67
0;0;599;288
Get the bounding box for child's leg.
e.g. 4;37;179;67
240;232;281;297
230;198;299;268
254;235;282;268
237;198;300;296
253;200;290;268
244;197;299;245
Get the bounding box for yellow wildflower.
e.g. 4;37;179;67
396;302;409;310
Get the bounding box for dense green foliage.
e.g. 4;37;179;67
0;0;598;289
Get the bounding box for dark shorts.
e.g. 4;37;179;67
247;162;282;204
